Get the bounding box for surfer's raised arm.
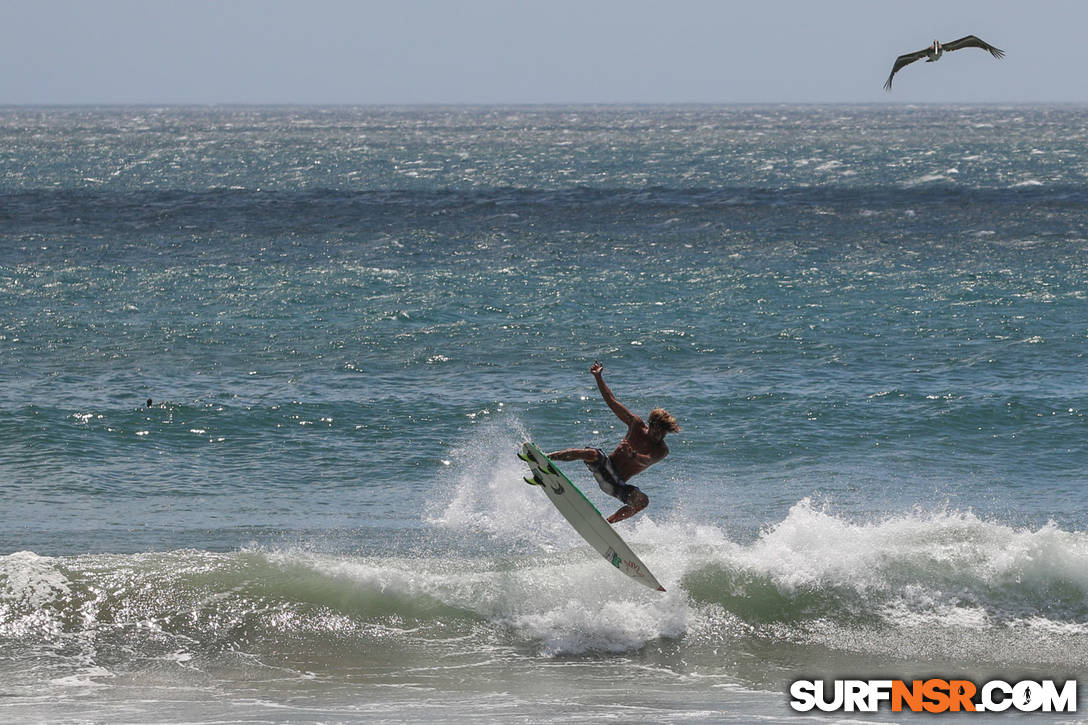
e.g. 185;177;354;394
591;361;636;426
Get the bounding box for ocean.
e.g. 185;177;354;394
1;105;1086;723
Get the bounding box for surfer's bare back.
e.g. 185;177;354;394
548;361;680;524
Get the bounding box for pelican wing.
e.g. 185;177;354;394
942;35;1005;59
883;48;930;91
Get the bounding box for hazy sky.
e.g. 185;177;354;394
3;0;1085;105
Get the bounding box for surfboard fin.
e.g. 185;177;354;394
517;451;533;464
523;474;545;487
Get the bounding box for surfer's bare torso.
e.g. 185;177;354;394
610;422;668;481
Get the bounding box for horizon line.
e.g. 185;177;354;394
3;100;1087;109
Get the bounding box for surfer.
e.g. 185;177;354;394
547;361;680;524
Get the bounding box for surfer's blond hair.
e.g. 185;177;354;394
649;408;680;433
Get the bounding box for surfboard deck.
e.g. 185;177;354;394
519;442;666;592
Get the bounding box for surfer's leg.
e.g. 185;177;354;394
546;448;598;463
606;488;648;524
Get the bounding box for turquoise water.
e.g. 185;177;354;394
1;106;1086;722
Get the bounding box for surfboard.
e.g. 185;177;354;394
519;442;666;592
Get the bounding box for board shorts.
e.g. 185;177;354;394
585;449;642;505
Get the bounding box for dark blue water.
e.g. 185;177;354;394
1;106;1086;723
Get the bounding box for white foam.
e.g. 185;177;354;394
425;415;576;548
0;551;73;638
904;172;950;186
730;499;1088;596
48;666;113;688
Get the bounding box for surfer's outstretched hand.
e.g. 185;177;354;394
590;360;603;376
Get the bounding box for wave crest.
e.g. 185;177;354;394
682;500;1088;627
2;499;1086;664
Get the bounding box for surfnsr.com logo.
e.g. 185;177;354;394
789;679;1077;714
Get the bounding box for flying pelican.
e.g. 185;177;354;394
883;35;1005;91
